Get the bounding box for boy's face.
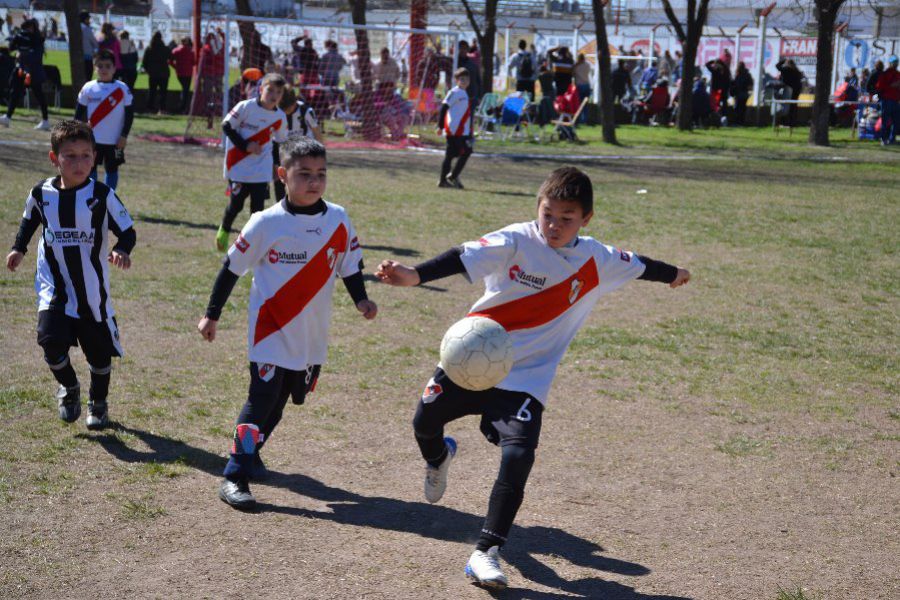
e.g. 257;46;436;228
259;83;285;108
456;76;470;90
537;196;592;248
50;139;96;185
95;60;115;81
278;156;327;206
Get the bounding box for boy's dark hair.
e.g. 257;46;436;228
280;136;326;167
453;67;469;80
518;39;527;50
537;167;593;215
278;85;297;110
93;49;115;65
260;73;287;89
51;119;96;154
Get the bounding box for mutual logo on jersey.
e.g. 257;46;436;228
508;264;547;290
235;234;250;253
268;248;308;264
258;363;276;382
422;381;443;403
569;278;584;304
43;228;95;246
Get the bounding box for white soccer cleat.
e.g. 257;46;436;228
0;115;10;127
465;546;508;589
34;119;51;131
424;436;457;504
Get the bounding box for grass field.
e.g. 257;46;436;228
0;110;898;599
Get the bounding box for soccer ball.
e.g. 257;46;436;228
439;316;514;391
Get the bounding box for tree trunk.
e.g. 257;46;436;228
479;0;498;94
234;0;256;52
809;2;840;146
63;0;85;94
349;0;380;140
592;0;617;144
409;0;427;96
677;38;698;130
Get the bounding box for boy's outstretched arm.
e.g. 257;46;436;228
376;247;466;287
198;259;241;341
636;254;691;288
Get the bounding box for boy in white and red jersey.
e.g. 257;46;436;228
376;167;691;589
215;73;289;252
198;137;377;510
74;50;133;191
437;68;473;189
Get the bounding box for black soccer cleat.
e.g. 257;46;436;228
219;478;257;510
85;400;108;430
56;384;81;423
447;176;465;190
438;179;454;188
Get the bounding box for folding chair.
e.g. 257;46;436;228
498;95;533;141
473;93;501;138
549;97;589;142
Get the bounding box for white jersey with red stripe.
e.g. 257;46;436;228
76;80;133;145
443;86;471;136
223;98;289;183
225;200;363;370
458;221;647;405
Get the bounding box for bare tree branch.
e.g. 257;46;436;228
660;0;687;42
459;0;484;40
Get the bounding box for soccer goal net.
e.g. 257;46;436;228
184;15;460;146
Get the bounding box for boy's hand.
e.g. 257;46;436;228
356;299;378;320
6;250;24;272
108;250;131;270
375;260;420;287
670;267;691;288
116;136;127;150
247;141;262;155
198;317;218;342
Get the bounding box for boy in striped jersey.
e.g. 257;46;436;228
6;120;136;430
198;137;377;510
74;50;133;191
376;167;690;589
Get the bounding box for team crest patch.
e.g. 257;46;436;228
569;278;584;304
235;234;250;253
619;250;631;262
258;363;276;382
268;249;280;263
349;236;360;251
422;380;443;403
230;182;242;196
326;247;338;270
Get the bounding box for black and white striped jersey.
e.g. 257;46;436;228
15;177;135;322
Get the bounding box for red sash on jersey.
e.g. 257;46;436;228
444;103;471;136
253;223;348;345
89;87;125;128
226;119;283;171
469;258;599;332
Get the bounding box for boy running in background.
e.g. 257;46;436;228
198;137;377;510
216;73;288;252
376;167;690;589
437;68;473;190
274;86;323;200
5;120;136;430
75;50;133;191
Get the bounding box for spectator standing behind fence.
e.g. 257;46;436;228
291;36;319;86
119;31;138;91
79;11;98;80
98;23;122;76
547;46;574;97
866;61;884;96
457;40;481;106
730;61;753;126
1;17;49;130
573;53;592;122
508;40;536;98
874;55;899;146
705;58;731;122
141;31;171;114
776;58;803;127
374;47;400;93
240;30;272;72
199;29;225;121
169;38;195;114
319;40;345;88
639;58;658;93
691;76;711;128
612;59;632;104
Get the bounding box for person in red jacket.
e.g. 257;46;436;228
874;55;900;145
169;37;195;114
198;29;225;121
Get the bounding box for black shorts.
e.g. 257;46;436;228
415;367;543;449
228;180;270;208
36;309;123;360
248;362;320;406
445;135;474;159
94;143;125;173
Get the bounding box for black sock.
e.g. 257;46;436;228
88;363;111;403
47;355;78;388
450;153;470;179
476;445;535;552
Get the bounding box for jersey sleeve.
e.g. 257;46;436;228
225;213;267;276
122;82;134;106
22;190;38;219
106;188;134;234
337;218;363;278
459;228;517;283
76;82;90;107
593;242;647;294
222;100;244;128
305;107;319;130
274;112;289;143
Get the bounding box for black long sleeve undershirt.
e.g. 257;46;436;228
437;104;449;129
12;208;41;253
415;247;465;284
74;102;87;122
637;254;678;283
222;122;248;152
205;260;240;320
342;270;368;305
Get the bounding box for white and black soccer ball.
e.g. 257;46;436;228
439;316;514;391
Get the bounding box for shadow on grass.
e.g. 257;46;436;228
136;214;219;231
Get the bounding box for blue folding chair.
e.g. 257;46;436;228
499;95;533;141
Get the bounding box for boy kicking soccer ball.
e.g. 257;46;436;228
215;73;289;252
198;137;377;510
5;120;136;429
376;167;690;589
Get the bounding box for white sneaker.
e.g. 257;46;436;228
424;436;457;503
0;115;10;127
465;546;508;589
34;119;51;131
